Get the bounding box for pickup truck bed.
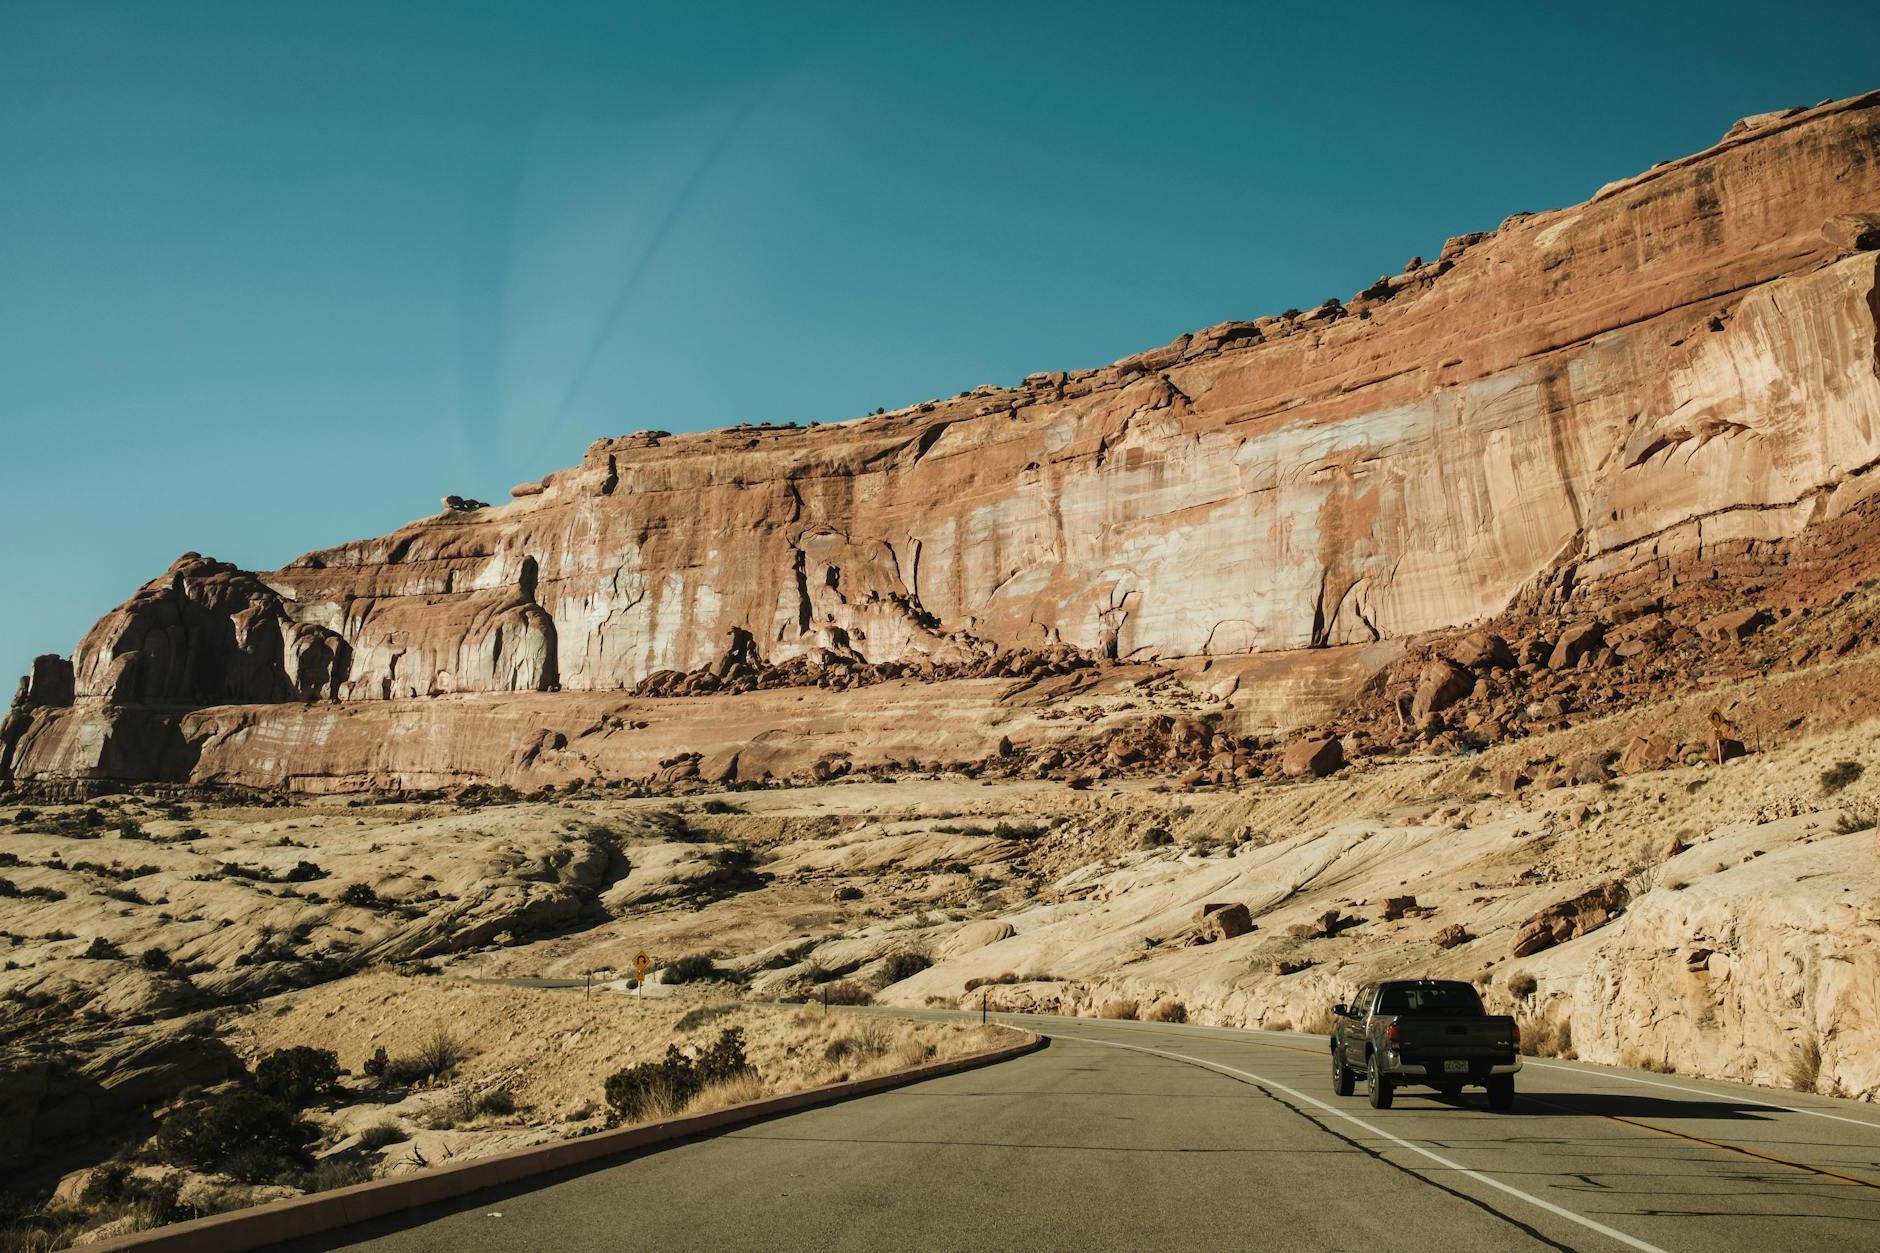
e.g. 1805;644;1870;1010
1330;979;1521;1110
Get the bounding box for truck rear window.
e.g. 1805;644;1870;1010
1377;983;1483;1015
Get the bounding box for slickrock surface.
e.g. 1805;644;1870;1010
7;91;1880;791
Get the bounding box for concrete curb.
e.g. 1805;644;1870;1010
90;1029;1044;1253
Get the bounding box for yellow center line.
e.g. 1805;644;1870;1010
1518;1092;1880;1191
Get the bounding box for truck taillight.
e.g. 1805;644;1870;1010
1510;1023;1521;1046
1385;1022;1401;1044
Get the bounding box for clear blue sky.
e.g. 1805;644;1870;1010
2;1;1873;680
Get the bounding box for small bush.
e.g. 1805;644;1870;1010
1146;1000;1187;1023
380;1029;469;1087
300;1158;372;1193
879;951;931;985
604;1027;754;1124
83;936;122;960
699;799;742;815
154;1091;316;1181
1507;971;1538;998
338;882;381;908
1140;827;1174;847
284;860;328;882
362;1046;390;1080
819;980;872;1005
254;1046;341;1108
355;1117;408;1150
138;947;171;972
1820;761;1864;794
80;1161;133;1205
832;885;863;901
661;953;720;985
1788;1034;1822;1093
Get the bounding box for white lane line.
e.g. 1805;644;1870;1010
1522;1060;1880;1133
1052;1032;1669;1253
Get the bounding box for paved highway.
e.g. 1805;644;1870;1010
308;1011;1880;1252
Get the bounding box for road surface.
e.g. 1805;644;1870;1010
306;1011;1880;1252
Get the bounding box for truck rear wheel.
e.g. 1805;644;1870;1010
1366;1053;1394;1109
1332;1049;1354;1096
1486;1075;1515;1111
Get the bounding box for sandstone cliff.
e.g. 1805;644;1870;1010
8;92;1880;789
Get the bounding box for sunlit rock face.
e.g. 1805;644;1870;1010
9;91;1880;786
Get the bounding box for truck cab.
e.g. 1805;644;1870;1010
1330;979;1521;1110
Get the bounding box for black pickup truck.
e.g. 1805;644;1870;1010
1330;979;1521;1110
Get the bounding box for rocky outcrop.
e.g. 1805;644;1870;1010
11;91;1880;788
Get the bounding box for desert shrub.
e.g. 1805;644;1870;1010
254;1046;341;1108
604;1027;753;1124
1821;761;1864;794
1099;999;1139;1020
661;953;720;985
1140;827;1174;848
380;1029;469;1087
831;885;863;901
355;1117;407;1150
879;951;931;985
1507;971;1538;998
699;799;742;815
1788;1034;1822;1093
362;1046;389;1080
80;1162;133;1205
138;947;171;972
819;980;872;1005
1146;1000;1187;1023
283;861;328;882
477;1087;516;1116
154;1091;316;1181
1832;809;1873;835
604;1047;697;1123
338;882;381;908
992;821;1041;840
82;936;121;960
299;1158;371;1193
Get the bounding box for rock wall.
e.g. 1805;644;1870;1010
8;92;1880;786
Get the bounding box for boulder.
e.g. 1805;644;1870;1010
1822;212;1880;253
1195;902;1254;941
1282;737;1345;778
1412;659;1475;721
1448;632;1515;670
1432;924;1473;949
1699;607;1771;644
1548;623;1605;670
1511;880;1629;957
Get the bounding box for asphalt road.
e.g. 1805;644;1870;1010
309;1011;1880;1252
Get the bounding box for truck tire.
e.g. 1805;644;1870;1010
1366;1053;1394;1109
1333;1048;1354;1096
1486;1076;1515;1111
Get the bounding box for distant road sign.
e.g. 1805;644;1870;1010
633;951;651;980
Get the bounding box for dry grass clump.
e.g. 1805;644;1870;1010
1787;1034;1822;1093
1098;999;1139;1020
1506;971;1538;998
1519;1015;1575;1059
1145;1000;1187;1023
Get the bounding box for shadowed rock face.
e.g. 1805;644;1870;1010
10;91;1880;788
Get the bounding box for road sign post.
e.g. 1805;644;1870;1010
633;951;651;998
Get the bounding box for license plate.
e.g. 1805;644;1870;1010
1443;1060;1469;1074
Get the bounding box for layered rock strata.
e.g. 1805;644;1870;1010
8;92;1880;788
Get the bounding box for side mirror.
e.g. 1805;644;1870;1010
1332;1003;1350;1018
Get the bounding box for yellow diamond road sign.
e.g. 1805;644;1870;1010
633;951;650;979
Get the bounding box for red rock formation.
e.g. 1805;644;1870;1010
10;91;1880;789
